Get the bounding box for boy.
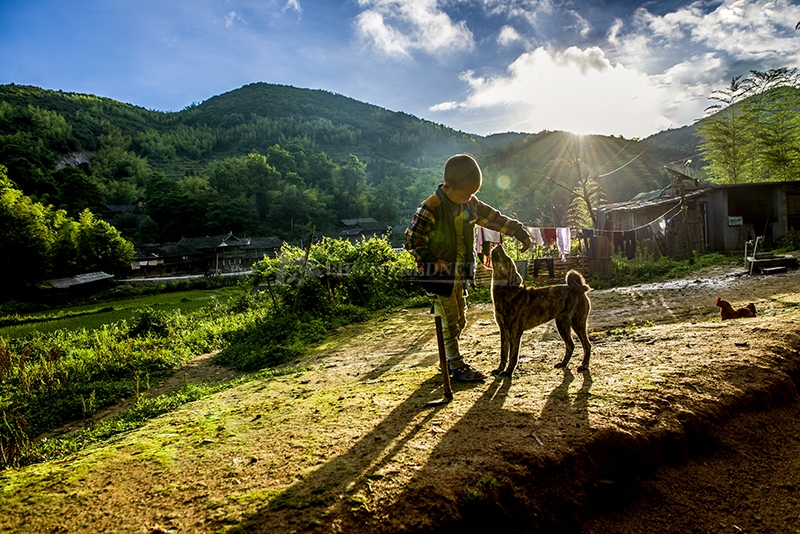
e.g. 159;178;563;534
405;154;532;381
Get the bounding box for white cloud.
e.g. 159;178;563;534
623;0;800;70
607;18;624;44
284;0;301;15
569;10;592;38
224;11;246;28
355;0;474;57
419;0;800;137
433;46;686;138
355;10;412;57
488;0;555;26
497;25;523;47
429;100;461;111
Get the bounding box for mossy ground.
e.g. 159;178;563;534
2;265;800;533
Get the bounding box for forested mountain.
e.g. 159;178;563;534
0;82;699;245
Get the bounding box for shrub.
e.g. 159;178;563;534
128;307;184;338
776;228;800;253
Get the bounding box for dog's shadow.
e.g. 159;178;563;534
534;367;593;430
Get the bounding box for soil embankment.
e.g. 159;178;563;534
1;264;799;533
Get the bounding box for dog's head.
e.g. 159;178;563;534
490;245;523;287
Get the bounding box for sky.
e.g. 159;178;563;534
2;0;800;139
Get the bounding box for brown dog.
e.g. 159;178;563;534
490;245;592;376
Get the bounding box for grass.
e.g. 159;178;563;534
0;245;755;470
0;238;424;468
0;285;267;468
0;286;241;339
25;365;306;466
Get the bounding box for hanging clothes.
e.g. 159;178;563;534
613;231;624;254
482;228;501;243
556;227;571;261
542;228;557;246
475;226;485;263
477;226;502;268
527;227;545;247
580;228;594;258
648;216;666;238
623;230;636;260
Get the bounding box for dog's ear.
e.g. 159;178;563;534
509;268;523;287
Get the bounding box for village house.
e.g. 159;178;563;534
597;167;800;256
130;232;282;277
337;217;403;246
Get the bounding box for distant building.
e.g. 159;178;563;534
598;168;800;255
130;232;282;277
42;272;115;302
337;217;401;245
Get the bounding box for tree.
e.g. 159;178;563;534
50;219;80;277
697;69;800;183
54;166;105;217
75;209;135;274
205;194;259;235
307;151;336;189
371;179;402;225
0;165;55;287
266;144;298;176
268;184;336;237
333;154;370;219
138;216;159;244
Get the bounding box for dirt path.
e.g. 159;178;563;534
1;262;799;533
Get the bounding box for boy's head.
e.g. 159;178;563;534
442;154;482;204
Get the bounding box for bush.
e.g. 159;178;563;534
776;228;800;253
128;307;184;338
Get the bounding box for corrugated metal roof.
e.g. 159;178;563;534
45;272;114;289
599;188;713;212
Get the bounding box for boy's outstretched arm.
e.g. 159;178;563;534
473;199;532;251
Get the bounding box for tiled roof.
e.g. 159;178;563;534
242;236;283;248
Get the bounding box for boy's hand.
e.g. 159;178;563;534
434;259;451;274
519;236;532;252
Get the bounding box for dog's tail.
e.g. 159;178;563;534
566;269;592;293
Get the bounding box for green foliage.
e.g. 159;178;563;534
0;165;134;294
127;307;185;338
697;69;800;183
775;228;800;253
0;234;425;467
219;235;419;372
1;82;701;253
0;294;244;467
251;234;417;312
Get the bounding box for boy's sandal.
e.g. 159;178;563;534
449;365;486;382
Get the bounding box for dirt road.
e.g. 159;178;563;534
1;262;799;533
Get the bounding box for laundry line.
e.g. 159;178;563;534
592;201;683;235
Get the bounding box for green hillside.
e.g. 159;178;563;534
0;82;699;243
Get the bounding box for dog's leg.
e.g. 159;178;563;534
492;327;509;375
574;316;592;372
554;318;575;369
499;329;522;377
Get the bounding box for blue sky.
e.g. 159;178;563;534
2;0;799;139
